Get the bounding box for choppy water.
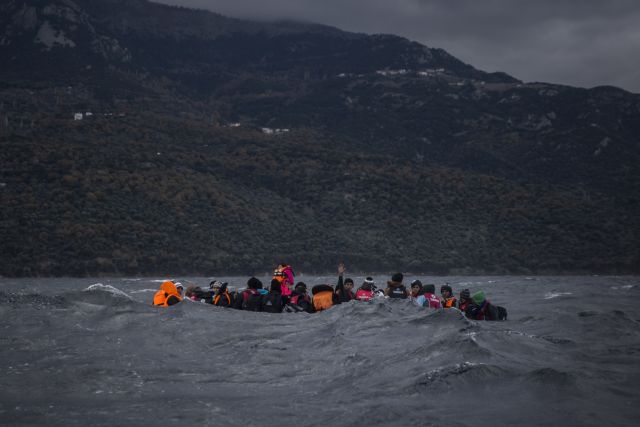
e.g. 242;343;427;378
1;275;639;426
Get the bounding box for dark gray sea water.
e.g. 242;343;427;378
1;275;639;426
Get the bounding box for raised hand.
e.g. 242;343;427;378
338;262;346;276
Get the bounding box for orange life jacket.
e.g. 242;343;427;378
313;291;334;311
443;297;457;308
153;281;183;307
213;292;231;306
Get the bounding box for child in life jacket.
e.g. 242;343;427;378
440;284;457;308
273;264;295;297
355;277;376;301
415;282;442;309
287;282;315;313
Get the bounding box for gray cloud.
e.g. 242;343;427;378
155;0;640;92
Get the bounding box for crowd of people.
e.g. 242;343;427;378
152;263;507;320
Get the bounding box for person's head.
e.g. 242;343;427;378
460;288;471;301
423;284;436;294
471;291;486;305
441;284;453;299
294;282;307;294
175;282;184;296
270;279;281;293
209;280;221;292
247;277;262;290
390;273;403;284
410;279;423;296
362;277;374;291
344;278;354;291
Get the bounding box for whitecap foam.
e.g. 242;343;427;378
84;283;133;300
543;292;573;299
611;285;636;290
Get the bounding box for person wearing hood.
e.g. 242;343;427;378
464;291;504;321
355;277;376;301
260;280;285;313
153;281;183;307
334;263;355;303
211;281;233;307
413;281;442;309
384;273;408;299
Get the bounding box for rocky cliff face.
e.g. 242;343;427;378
1;0;639;275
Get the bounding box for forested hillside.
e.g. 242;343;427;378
1;0;639;275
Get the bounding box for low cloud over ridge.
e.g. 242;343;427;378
155;0;640;93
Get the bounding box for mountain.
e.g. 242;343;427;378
1;0;639;276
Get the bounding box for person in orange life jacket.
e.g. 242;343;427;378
335;263;355;303
458;289;473;312
385;273;408;299
355;277;376;301
440;284;457;308
414;282;442;309
288;282;315;313
312;284;335;311
260;280;285;313
211;281;233;307
465;291;502;321
153;280;183;306
232;277;264;311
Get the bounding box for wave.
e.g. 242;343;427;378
84;283;134;299
544;292;573;299
412;362;511;390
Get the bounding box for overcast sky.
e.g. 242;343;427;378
156;0;640;93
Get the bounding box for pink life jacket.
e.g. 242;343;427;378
274;265;295;296
355;289;374;301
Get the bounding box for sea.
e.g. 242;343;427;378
1;275;639;426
